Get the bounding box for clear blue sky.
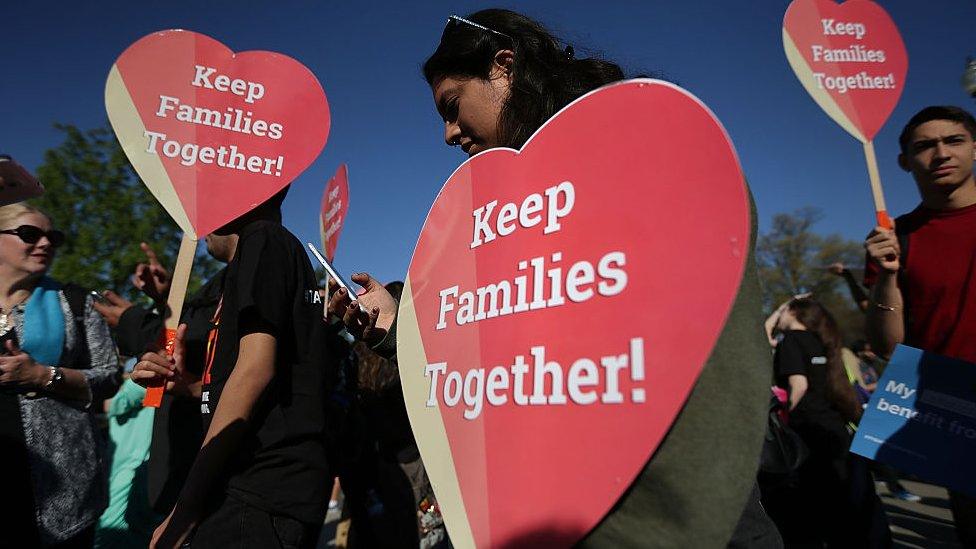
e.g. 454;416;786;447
4;1;975;284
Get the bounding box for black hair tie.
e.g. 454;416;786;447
564;45;574;59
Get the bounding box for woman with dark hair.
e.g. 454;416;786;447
765;297;890;547
332;9;779;547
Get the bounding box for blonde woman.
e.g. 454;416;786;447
0;202;120;548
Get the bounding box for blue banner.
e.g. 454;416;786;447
850;344;976;496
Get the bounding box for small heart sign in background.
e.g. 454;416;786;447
321;163;349;261
106;30;330;239
783;0;908;228
397;80;750;548
783;0;907;143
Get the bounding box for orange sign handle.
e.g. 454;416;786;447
142;327;177;407
876;210;893;230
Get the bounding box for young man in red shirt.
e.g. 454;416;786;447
864;105;976;545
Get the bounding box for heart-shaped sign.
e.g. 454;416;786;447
106;30;330;238
784;0;908;143
321;163;349;261
397;80;750;547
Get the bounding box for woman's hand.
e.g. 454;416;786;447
327;272;397;345
131;325;199;397
0;340;47;387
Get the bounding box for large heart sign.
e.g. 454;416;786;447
784;0;908;143
106;30;330;238
397;80;750;547
321;163;349;261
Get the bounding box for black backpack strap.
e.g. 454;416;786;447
62;283;90;369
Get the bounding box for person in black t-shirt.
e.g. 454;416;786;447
132;189;334;548
763;297;890;548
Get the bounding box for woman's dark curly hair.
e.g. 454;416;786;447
424;9;651;149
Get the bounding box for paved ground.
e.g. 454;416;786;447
879;480;962;548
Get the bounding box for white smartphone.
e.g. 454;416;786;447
306;242;366;312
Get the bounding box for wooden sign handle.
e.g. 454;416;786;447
862;140;894;230
143;233;198;407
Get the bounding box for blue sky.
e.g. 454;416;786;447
4;1;975;284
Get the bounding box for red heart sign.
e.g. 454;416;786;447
321;163;349;261
106;30;330;238
397;80;750;547
784;0;908;143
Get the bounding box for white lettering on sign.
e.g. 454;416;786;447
470;181;576;249
136;63;294;177
434;250;627;330
802;18;898;96
144;130;283;176
155;95;284;140
811;72;896;94
425;338;648;420
821;19;867;40
810;45;886;63
884;380;916;400
192;65;266;104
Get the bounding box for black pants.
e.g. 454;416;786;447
190;494;320;549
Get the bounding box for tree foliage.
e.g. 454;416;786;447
757;207;866;342
30;124;218;301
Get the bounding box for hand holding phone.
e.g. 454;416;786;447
306;243;365;311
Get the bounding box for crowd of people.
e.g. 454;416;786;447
2;7;975;549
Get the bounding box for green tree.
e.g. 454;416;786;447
31;124;218;301
756;207;866;342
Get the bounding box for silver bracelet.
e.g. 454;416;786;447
872;302;898;312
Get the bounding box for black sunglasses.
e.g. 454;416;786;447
444;15;513;42
0;225;65;248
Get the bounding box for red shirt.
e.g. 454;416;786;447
865;202;976;363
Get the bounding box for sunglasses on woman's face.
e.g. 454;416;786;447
0;225;66;248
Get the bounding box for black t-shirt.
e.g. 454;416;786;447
201;220;330;523
773;330;846;434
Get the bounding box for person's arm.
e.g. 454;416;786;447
829;263;871;312
764;307;784;348
152;329;276;548
107;300;165;357
864;226;904;358
107;378;148;419
787;374;808;411
763;297;801;348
